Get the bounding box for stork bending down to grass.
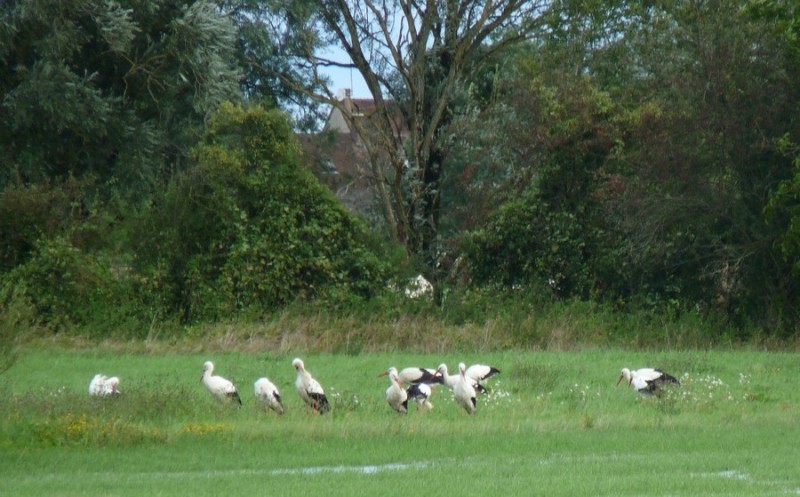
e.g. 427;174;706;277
292;358;330;414
89;374;121;397
465;364;501;393
406;382;433;411
394;366;441;411
201;361;242;406
396;367;443;387
617;367;680;396
254;377;284;414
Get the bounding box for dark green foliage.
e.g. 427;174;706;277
0;235;147;335
219;0;330;129
0;175;119;270
766;144;800;276
0;175;151;336
132;103;387;322
0;0;241;200
0;181;75;272
460;72;618;301
465;194;596;297
460;0;800;334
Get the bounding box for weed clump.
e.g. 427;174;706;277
31;412;166;447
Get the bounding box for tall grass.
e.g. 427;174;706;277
8;283;795;356
13;297;794;362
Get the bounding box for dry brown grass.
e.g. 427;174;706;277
14;304;800;356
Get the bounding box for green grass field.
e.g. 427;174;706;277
1;347;798;496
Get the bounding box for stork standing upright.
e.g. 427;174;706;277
436;363;485;393
382;367;409;414
453;362;477;415
201;361;242;406
617;367;680;395
292;358;330;414
254;377;284;414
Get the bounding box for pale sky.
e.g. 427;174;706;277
317;46;371;99
322;65;371;98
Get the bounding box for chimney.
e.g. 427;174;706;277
343;88;352;114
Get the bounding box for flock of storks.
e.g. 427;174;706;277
88;359;680;415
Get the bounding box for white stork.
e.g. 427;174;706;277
396;367;443;387
406;382;433;411
254;377;284;414
617;367;680;395
453;362;477;415
89;374;121;397
201;361;242;406
89;374;106;396
465;364;500;393
292;358;330;414
436;363;484;393
382;367;409;414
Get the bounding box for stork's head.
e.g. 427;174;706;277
617;368;632;386
292;358;305;371
201;361;213;381
379;366;397;378
458;362;467;378
107;377;120;394
436;363;448;376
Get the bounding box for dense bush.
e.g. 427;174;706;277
0;235;146;335
0;0;241;199
130;103;389;323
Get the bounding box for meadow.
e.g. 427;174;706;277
1;345;798;496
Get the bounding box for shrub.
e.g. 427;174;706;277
0;234;150;337
131;103;389;323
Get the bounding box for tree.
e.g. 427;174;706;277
0;0;241;195
460;0;800;333
257;0;546;270
461;69;620;298
218;0;331;128
606;0;800;328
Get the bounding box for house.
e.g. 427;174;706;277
302;89;402;219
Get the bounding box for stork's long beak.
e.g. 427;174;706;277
616;374;623;386
378;371;389;377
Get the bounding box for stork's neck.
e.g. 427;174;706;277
442;370;457;388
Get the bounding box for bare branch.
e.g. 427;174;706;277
290;0;545;251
